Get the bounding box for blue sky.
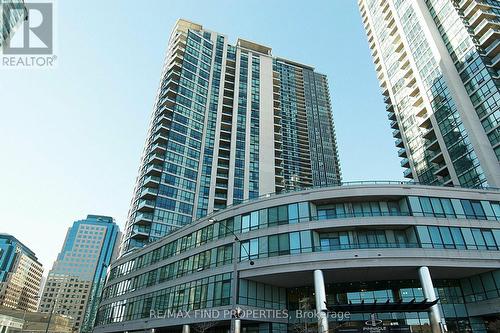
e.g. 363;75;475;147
0;0;402;270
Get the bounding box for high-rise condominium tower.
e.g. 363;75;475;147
0;234;43;312
358;0;500;188
0;0;27;47
122;19;341;252
39;215;120;333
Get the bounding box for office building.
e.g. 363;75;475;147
0;0;27;47
122;19;341;253
0;234;43;312
94;182;500;333
358;0;500;188
0;305;73;333
39;215;120;333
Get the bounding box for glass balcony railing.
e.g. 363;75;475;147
134;212;153;224
132;226;151;235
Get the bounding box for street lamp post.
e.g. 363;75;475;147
208;218;254;333
44;297;57;333
44;294;71;333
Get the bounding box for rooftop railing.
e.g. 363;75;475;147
211;180;500;216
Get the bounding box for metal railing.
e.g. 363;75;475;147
206;180;500;217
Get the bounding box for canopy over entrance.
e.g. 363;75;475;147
326;298;440;313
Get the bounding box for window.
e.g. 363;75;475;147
461;228;477;250
278;234;290;255
300;231;312;253
268;206;288;226
450;227;465;250
471;201;486;220
416;226;432;248
288;204;299;224
482;230;497;250
439;227;454;249
290;232;301;254
268;235;279;257
394;230;409;247
241;215;250;233
408;197;423;216
420;197;434;217
298;202;310;222
461;200;476;219
441;199;456;218
428;226;444;249
472;229;486;250
492;202;500;220
430;198;445;218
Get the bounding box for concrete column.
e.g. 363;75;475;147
418;266;444;333
182;324;190;333
313;269;329;333
234;318;241;333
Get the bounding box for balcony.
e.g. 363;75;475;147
145;163;163;177
218;151;230;160
137;199;155;212
408;83;419;97
421;127;435;140
443;175;453;186
147;152;165;165
395;138;404;148
154;123;169;136
474;18;500;37
484;38;500;57
151;142;167;154
392;129;401;138
134;212;153;224
215;182;228;189
156;105;174;120
403;168;413;179
428;150;444;164
400;158;410;168
463;1;480;18
457;0;472;11
139;187;157;200
143;175;160;188
419;115;432;129
132;226;150;238
415;103;427;118
412;95;424;108
214;191;227;200
390;120;399;129
492;52;500;72
478;28;500;49
425;138;440;151
433;163;449;177
398;148;407;158
216;171;229;179
159;97;176;109
152;132;168;145
387;111;396;120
